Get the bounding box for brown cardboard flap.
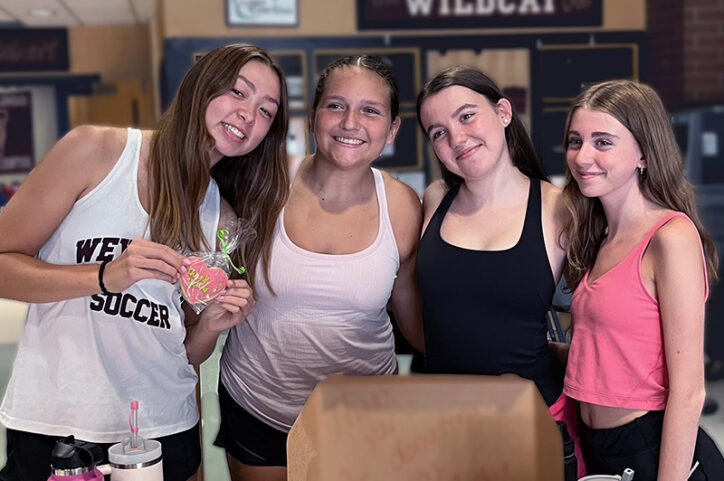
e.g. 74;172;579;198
288;374;563;481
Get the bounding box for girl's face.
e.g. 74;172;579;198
311;66;400;169
206;60;281;166
566;106;645;201
419;85;511;182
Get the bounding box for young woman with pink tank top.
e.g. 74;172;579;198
562;79;724;480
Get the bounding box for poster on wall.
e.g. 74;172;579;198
0;92;34;174
227;0;298;26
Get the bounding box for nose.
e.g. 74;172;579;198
567;142;593;169
237;108;254;125
447;125;466;150
341;109;359;130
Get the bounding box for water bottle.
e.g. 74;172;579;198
107;401;163;481
557;420;577;481
47;435;104;481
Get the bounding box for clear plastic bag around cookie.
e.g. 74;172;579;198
179;218;256;314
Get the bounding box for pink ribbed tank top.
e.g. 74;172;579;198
564;212;708;410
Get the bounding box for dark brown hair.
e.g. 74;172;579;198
312;55;399;120
416;65;547;188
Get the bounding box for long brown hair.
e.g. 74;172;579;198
416;65;548;188
562;79;718;289
149;43;289;292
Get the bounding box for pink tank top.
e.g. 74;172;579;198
564;212;708;410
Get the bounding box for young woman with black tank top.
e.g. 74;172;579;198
415;66;584;478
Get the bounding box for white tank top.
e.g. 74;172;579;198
220;168;398;432
0;128;220;442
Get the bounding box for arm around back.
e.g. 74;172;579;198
385;172;425;352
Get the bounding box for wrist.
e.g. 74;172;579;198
98;260;119;294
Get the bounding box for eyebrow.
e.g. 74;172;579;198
324;95;386;109
238;74;280;107
425;103;478;135
567;130;619;138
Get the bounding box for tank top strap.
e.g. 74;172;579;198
516;178;542;247
637;212;688;254
371;168;392;231
634;211;708;296
429;184;460;235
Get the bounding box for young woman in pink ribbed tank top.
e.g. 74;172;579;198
561;80;724;480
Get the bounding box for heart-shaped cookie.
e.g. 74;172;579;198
180;256;228;304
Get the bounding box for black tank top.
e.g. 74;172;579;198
417;179;563;405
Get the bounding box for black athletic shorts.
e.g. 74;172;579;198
579;409;724;480
214;381;288;467
0;424;200;481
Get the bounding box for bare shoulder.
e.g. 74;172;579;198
25;125;127;193
540;180;565;218
649;214;702;256
0;126;129;256
381;170;423;260
381;170;423;215
422;179;448;208
55;125;127;163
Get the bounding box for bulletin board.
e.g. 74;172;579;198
0;91;34;174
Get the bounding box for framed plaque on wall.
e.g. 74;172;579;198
226;0;298;26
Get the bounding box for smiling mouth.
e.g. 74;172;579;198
577;171;603;179
455;144;481;160
222;122;246;140
334;136;364;145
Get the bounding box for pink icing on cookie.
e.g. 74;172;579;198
180;256;228;304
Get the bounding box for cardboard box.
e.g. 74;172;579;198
288;374;563;481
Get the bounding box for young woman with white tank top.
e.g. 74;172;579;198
0;44;289;481
213;55;424;481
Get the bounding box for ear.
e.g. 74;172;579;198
495;98;513;126
638;155;647;169
386;116;401;144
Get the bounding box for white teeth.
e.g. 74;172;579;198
223;123;245;140
335;136;363;145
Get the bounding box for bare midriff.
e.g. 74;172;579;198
580;401;650;430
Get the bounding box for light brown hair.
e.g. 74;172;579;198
561;79;718;289
149;43;289;291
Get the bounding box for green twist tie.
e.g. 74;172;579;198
217;228;246;275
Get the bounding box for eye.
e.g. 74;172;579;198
430;129;446;141
460;112;475;122
364;107;381;115
326;102;343;110
231;88;246;98
566;137;582;150
595;138;613;147
260;107;274;119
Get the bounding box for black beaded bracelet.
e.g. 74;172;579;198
98;260;116;295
